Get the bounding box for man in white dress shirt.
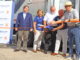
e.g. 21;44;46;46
43;6;58;54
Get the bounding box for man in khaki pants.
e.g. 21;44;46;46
14;5;33;52
51;9;68;57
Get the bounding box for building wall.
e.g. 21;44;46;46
28;0;46;19
0;0;80;19
13;0;46;20
59;0;75;10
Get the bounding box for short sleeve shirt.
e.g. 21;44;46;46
61;8;79;27
43;11;58;26
54;16;68;29
34;16;44;31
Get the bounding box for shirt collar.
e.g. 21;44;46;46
49;11;56;15
23;12;27;14
37;16;43;18
70;8;73;12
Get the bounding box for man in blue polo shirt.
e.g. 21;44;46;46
51;9;68;57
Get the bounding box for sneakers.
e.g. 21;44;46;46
44;50;47;54
75;57;79;60
14;49;20;52
66;55;74;60
79;55;80;60
23;50;27;52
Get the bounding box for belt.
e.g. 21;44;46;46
20;29;27;31
69;23;80;27
69;25;75;28
60;28;67;30
52;26;58;28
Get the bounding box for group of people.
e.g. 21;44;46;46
14;1;80;60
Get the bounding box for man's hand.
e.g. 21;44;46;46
48;20;56;25
65;19;69;23
52;28;56;31
34;30;37;34
30;29;33;32
44;28;48;33
15;28;18;31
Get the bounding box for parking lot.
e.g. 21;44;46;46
0;35;76;60
0;47;68;60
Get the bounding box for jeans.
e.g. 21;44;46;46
68;26;80;58
44;29;57;52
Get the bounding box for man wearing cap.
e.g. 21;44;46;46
48;1;80;60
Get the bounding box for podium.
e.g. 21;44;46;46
0;1;15;44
